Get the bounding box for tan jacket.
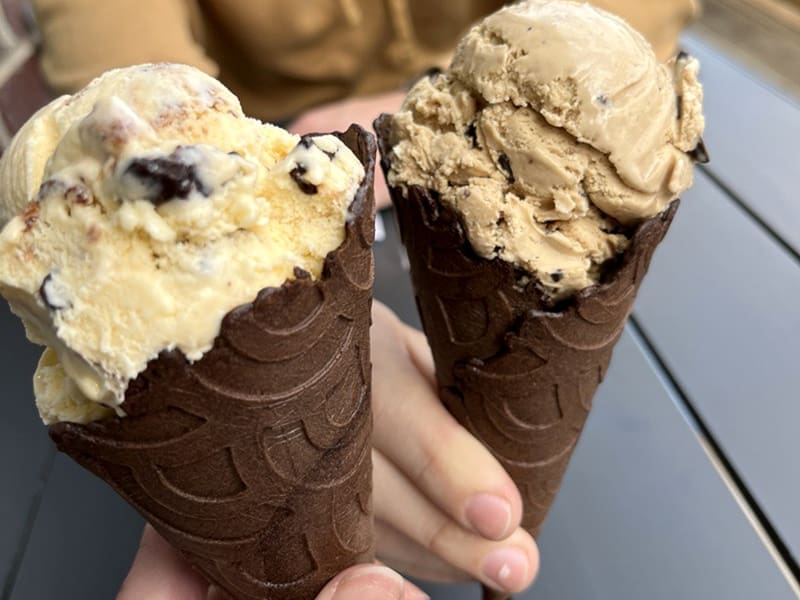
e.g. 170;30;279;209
33;0;697;122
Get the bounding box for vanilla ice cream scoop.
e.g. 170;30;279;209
387;0;705;298
0;64;365;424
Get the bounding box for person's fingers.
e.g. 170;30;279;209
373;450;539;595
375;164;391;211
117;525;209;600
397;316;436;386
315;563;429;600
371;304;522;541
375;519;470;583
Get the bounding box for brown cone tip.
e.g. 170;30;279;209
49;125;377;600
376;114;677;598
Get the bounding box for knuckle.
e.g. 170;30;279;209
423;517;456;555
415;422;459;484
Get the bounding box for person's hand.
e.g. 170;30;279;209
118;525;429;600
289;91;406;211
371;302;539;595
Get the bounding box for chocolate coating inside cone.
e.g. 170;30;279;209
375;114;677;542
50;125;377;600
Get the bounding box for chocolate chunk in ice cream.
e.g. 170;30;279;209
290;163;320;195
122;148;211;204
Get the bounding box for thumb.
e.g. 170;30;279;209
316;564;416;600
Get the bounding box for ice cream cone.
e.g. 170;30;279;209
49;126;377;600
377;115;678;598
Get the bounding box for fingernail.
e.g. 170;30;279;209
481;547;529;593
465;494;512;539
319;565;405;600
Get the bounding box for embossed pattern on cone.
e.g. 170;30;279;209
49;126;377;600
376;114;676;587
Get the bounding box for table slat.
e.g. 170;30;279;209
634;169;800;562
683;34;800;255
8;454;143;600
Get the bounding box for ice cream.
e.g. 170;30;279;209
0;63;365;424
386;0;705;299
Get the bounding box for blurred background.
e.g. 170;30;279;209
0;0;797;150
0;1;798;599
693;0;799;96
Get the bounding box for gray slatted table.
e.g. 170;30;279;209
7;455;142;599
633;32;800;563
0;302;53;595
681;35;800;254
634;169;800;564
2;35;799;600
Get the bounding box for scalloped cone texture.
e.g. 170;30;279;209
376;116;677;600
49;126;377;600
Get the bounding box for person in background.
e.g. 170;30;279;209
33;0;697;209
29;2;698;598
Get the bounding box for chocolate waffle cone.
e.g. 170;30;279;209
376;116;677;599
49;125;377;600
